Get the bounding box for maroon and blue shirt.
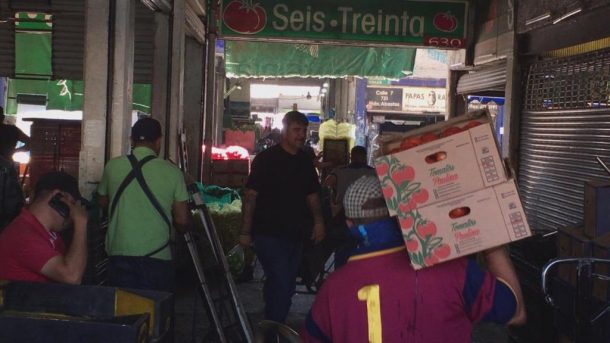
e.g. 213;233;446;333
302;219;517;343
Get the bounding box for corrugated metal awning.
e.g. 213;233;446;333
456;62;506;94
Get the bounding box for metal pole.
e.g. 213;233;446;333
575;261;593;343
202;1;218;183
542;258;610;342
596;156;610;176
184;231;228;343
191;191;254;342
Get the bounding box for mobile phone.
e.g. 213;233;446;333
49;193;70;219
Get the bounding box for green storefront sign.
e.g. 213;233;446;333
220;0;468;48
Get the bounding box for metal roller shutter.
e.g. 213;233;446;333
456;62;507;94
185;2;205;44
53;9;84;80
134;1;154;84
0;0;15;77
52;0;154;82
518;48;610;233
141;0;171;13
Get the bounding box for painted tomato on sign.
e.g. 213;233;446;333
433;11;458;32
223;0;267;34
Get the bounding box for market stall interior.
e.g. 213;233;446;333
5;0;610;341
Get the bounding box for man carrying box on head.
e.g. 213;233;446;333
302;175;526;343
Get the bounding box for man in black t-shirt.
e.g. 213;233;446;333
240;110;325;323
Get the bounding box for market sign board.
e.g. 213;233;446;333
366;87;403;112
403;86;446;113
220;0;468;48
366;86;446;114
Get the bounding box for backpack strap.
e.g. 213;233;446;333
109;155;156;219
126;154;172;257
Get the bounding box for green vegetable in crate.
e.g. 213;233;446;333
227;244;245;279
208;199;242;253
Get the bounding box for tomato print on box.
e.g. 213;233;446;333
375;155;452;269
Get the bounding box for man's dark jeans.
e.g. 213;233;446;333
108;256;175;293
254;235;303;323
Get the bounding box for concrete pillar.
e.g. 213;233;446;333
80;0;109;197
333;78;351;122
202;5;218;183
347;77;356;123
214;58;224;145
447;70;461;118
504;2;520;167
505;44;521;167
109;0;135;158
168;0;186;163
183;37;204;180
151;12;170;158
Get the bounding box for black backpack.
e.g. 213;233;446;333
0;156;24;230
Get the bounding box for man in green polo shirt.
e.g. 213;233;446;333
97;117;190;292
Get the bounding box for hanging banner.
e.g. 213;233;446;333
225;41;415;78
220;0;468;48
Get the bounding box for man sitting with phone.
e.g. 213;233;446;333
0;171;89;284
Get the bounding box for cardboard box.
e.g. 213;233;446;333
211;173;248;188
556;227;591;285
375;123;507;216
377;109;491;155
210;159;250;188
592;233;610;302
400;179;531;270
224;129;255;152
212;159;250;174
584;180;610;238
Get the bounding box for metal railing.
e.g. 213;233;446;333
542;258;610;343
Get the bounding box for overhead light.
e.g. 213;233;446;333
321;88;327;94
322;82;329;88
553;7;582;24
525;12;551;26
